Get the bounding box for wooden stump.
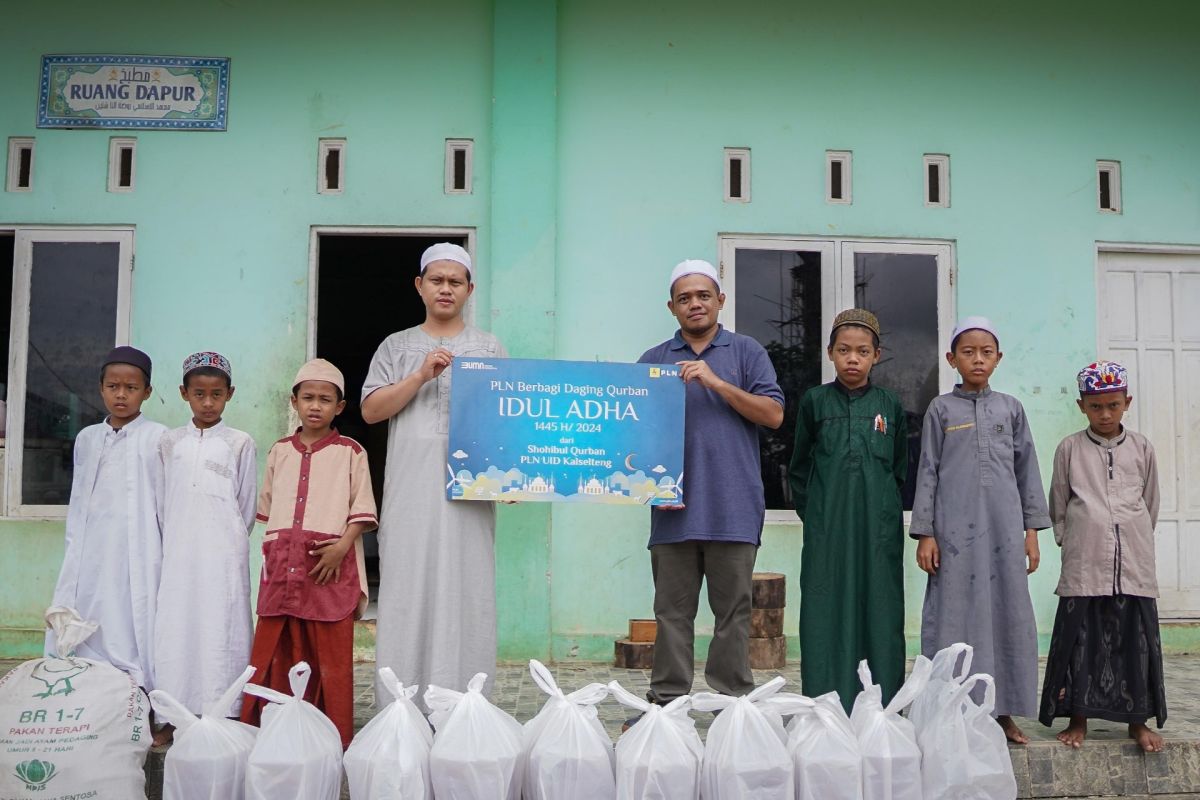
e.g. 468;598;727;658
614;639;654;669
628;618;656;643
750;607;784;639
752;572;786;609
748;635;787;669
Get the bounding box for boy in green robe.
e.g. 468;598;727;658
788;308;908;709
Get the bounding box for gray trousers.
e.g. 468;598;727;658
647;539;757;704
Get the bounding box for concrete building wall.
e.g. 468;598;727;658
1;0;1198;660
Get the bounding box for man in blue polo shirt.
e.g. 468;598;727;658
637;259;785;706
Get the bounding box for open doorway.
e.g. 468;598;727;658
312;229;472;616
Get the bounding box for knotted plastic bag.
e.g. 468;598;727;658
907;643;973;739
786;690;863;800
917;673;1016;800
150;665;258;800
343;666;433;799
426;672;523;799
608;681;703;800
520;659;614;799
0;607;150;800
243;662;343;800
692;676;806;799
850;657;933;800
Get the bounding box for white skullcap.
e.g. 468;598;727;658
669;259;722;295
950;315;1000;348
420;243;472;277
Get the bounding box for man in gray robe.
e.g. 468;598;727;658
910;316;1051;742
362;243;507;707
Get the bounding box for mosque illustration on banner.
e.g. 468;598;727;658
445;454;683;506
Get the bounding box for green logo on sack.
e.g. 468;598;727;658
14;759;57;790
30;658;90;698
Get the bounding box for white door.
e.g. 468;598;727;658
1098;249;1200;618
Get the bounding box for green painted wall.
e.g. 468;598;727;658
548;0;1200;659
2;0;1199;664
0;0;497;656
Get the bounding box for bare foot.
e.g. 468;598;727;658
998;715;1029;744
1057;715;1087;748
1129;722;1164;753
152;722;174;748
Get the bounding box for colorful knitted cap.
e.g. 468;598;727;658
1077;360;1128;395
182;351;231;380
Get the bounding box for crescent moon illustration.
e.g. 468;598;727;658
624;453;638;471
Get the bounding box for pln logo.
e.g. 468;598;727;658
14;759;58;791
648;368;661;378
649;367;679;378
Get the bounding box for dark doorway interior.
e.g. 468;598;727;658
315;232;468;611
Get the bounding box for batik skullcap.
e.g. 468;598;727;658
293;358;345;395
419;242;472;278
182;351;231;380
1077;360;1128;395
831;308;881;338
950;315;1000;349
669;259;722;295
103;345;152;382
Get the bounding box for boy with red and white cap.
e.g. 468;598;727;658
1039;360;1166;752
241;358;377;748
154;352;257;729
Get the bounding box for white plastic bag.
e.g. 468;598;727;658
150;665;259;800
0;607;151;799
520;660;614;799
343;666;434;800
786;691;863;800
907;643;973;738
850;657;932;800
918;674;1016;800
692;676;804;799
243;661;343;800
426;672;524;799
608;681;704;800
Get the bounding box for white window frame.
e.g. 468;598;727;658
6;138;34;193
5;227;134;518
723;147;751;203
719;234;956;523
444;139;474;194
1097;160;1122;214
826;150;852;204
107;137;137;193
923;153;950;208
317;138;346;195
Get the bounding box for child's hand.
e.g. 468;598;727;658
309;538;351;585
916;536;939;575
1025;529;1040;574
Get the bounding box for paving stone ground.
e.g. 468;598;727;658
5;655;1200;798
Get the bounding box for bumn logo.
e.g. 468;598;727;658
14;759;58;791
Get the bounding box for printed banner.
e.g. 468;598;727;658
38;55;230;130
448;358;685;506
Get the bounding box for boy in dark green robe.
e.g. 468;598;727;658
788;308;908;710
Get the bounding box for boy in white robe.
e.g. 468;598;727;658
154;352;257;723
47;346;167;699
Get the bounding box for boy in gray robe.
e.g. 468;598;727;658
910;316;1051;743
